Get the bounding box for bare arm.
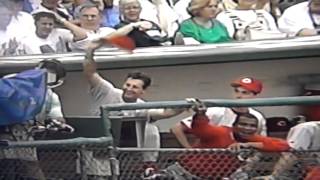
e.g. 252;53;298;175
170;122;192;148
105;21;153;39
83;41;103;87
297;28;318;36
149;108;184;121
54;12;88;41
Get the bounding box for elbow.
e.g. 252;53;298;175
170;124;179;135
170;123;184;136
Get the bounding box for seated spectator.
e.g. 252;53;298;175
278;0;320;37
254;0;281;20
216;0;286;40
33;0;73;20
19;10;88;54
174;0;237;23
173;0;279;23
76;2;116;47
139;0;179;38
179;0;231;44
114;0;168;47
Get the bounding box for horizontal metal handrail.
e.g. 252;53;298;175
0;137;113;148
116;147;320;153
102;96;320;111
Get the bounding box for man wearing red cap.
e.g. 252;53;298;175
171;77;266;148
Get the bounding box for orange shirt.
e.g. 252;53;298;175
190;114;289;152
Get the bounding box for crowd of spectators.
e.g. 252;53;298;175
0;0;318;56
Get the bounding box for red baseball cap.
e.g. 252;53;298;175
231;77;263;94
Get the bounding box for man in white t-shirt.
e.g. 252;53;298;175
73;2;116;50
20;10;89;54
278;0;320;37
171;77;266;148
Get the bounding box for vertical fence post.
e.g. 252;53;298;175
109;146;119;180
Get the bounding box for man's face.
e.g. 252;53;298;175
311;0;320;14
232;87;256;99
121;1;141;22
234;116;258;138
122;78;145;102
0;7;13;30
79;7;102;31
35;17;55;39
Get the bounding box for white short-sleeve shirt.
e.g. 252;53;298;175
278;2;320;36
287;121;320;151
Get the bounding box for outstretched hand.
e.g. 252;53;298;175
185;98;207;114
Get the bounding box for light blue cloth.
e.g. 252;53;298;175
101;6;120;28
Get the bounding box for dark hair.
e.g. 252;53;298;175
233;113;258;127
126;71;151;89
38;59;66;80
33;12;56;23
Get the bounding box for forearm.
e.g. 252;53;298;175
149;108;184;121
83;48;99;86
171;123;192;148
106;23;137;39
246;142;264;149
57;18;87;41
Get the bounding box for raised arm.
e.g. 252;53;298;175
83;40;103;86
170;98;209;148
54;12;88;41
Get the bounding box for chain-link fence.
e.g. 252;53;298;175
116;148;320;180
0;137;116;180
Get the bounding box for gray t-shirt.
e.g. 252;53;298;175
89;74;160;162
